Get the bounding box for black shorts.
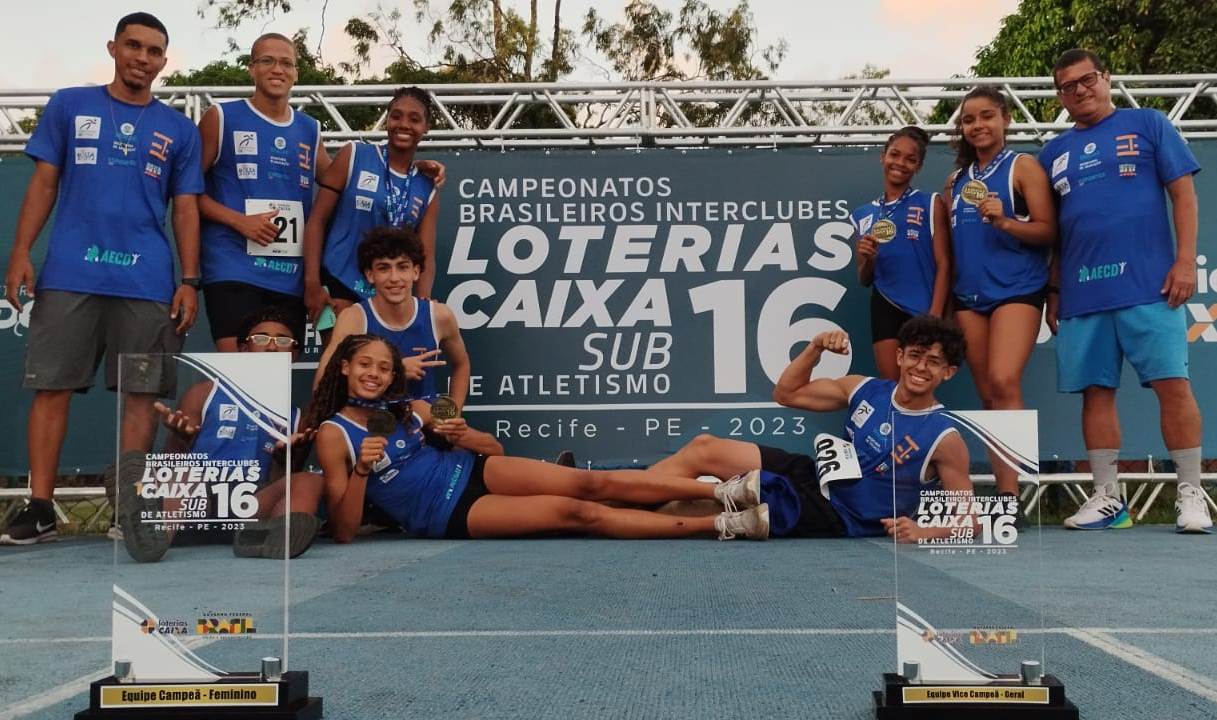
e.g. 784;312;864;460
870;290;914;343
758;445;847;538
202;281;307;344
320;267;361;303
443;455;490;539
956;286;1047;315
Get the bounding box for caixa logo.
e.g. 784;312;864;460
0;291;33;337
1187;303;1217;342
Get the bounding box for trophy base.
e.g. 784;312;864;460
74;670;322;719
873;673;1079;719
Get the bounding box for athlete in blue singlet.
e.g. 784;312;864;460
1041;49;1210;533
198;33;330;351
851;125;949;380
650;316;972;541
309;335;773;542
942;86;1056;496
303;87;444;328
1;13;204;546
314;226;470;413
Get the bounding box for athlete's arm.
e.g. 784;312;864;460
197;106;280;246
985;155;1056;246
884;430;972;543
312;304;362;389
928;193;951;317
433;302;470;408
170;194;201;333
4;161;59;306
314;137;333;177
856;231;877;287
772;331;866;412
316;423;377;544
430;418;504;456
303;142;353;322
415;196;441;298
1161;173;1198;308
153;380;210;454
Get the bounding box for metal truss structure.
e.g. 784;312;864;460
2;75;1216;152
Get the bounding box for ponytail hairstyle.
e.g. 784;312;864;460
952;85;1010;169
305;334;410;429
883;125;931;167
387;86;433;126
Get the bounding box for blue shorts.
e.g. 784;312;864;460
1056;302;1189;392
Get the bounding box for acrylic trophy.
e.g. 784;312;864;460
76;352;321;719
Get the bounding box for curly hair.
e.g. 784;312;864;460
952;85;1010;170
883;125;930;166
388;86;433;125
357;225;425;274
897;315;966;367
305;335;411;429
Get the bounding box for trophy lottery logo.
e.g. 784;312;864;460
913;488;1019;554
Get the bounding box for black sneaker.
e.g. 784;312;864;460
113;451;171;563
233;513;320;559
554;450;577;467
0;498;58;545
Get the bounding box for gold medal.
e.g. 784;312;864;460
430;394;460;421
960;179;988;206
367;409;397;437
872;219;897;243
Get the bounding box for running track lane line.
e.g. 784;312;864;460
1061;628;1217;705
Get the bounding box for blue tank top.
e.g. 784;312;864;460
24;86;204;303
1037;108;1201;319
949;152;1049;312
322;143;436;298
358;297;440;400
188;382;300;483
850;188;939;316
200;100;320;295
322;412;473;538
830;378;958;537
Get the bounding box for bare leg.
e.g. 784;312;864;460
255;472;325;519
984;303;1042;495
873;339;900;381
120;393;160;455
954;309;993;405
482;456;717;504
466;494;718;539
28;390;73;501
649;434;763;479
1082;386;1120;450
1150;378;1202;450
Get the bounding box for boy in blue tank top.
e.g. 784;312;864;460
650;316;973;541
1040;49;1211;533
198;33;330;351
314;226;471;417
2;13;204;546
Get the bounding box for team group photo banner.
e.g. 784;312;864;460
3;145;1217;471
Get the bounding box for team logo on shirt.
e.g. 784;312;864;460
236;163;258;180
1053;177;1071;197
906;206;925;226
857;215;874;234
148;132;173;162
297;142;312;170
299;175;311;188
1083;142;1097;155
234;131;258;155
380;469;399;483
217;426;236;439
74;115;101;139
83;245;139;266
219;404;240;422
1119;163;1137;177
1050;152;1069;177
850;400;874;428
355;196;374;211
274;136;287;150
879;422;892;436
395;439;407;449
74;147;97;165
356;171;380;193
1115;134;1140;157
372;455;391;473
143;162;162;179
120;122;136;137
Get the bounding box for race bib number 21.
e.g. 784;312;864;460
245;198;304;257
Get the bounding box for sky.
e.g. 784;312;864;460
0;0;1021;90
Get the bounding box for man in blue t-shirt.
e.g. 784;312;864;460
1;13;204;546
1040;49;1211;534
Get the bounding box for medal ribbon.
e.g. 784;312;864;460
875;186;915;224
970;147;1012;183
346;396;411;410
381;150;416;227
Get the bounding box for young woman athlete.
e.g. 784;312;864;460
944;86;1057;495
308;335;771;543
851;125;950;379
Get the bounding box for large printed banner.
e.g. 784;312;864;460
2;146;1217;472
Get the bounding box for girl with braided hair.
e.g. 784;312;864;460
309;335;772;542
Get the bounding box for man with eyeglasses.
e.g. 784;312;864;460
1039;48;1211;533
1;12;203;546
198;32;330;352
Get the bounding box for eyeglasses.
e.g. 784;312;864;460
1057;71;1103;96
251;56;298;71
246;334;297;348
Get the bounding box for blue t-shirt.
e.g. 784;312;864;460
200;100;321;296
830;378;958;537
358;297;440;400
849;188;939;317
1038;108;1201;318
188;382;300;484
949;152;1049;311
322;142;436;298
25;86;204;303
322;412;473;538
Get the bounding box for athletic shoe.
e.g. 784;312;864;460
715;503;770;541
1175;483;1214;534
1063;492;1132;530
0;499;58;545
554;450;577;468
234;513;321;559
114;452;171;563
714;469;762;512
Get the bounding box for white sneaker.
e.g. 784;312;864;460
1063;491;1132;530
714;469;762;512
715;503;769;541
1175;483;1213;534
